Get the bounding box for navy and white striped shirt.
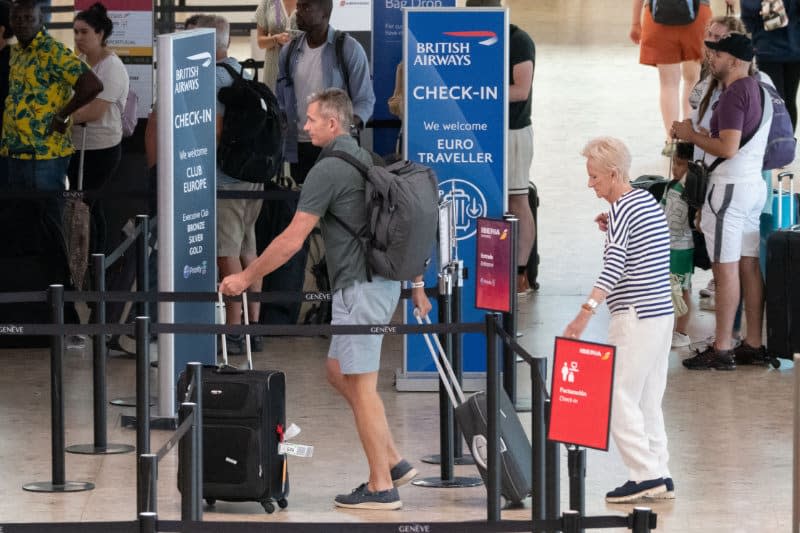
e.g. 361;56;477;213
595;188;673;319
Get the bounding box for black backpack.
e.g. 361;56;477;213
216;61;284;183
649;0;700;25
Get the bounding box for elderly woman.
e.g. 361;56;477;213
563;137;675;503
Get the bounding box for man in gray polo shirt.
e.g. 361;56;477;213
220;88;431;510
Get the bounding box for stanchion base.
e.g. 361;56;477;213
412;476;483;488
66;443;135;455
110;396;156;407
23;481;95;493
421;453;476;466
121;414;177;430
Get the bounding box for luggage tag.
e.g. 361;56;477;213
278;442;314;458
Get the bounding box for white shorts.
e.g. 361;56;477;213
700;180;766;263
328;277;400;374
508;125;533;195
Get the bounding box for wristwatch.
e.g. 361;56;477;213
582;298;599;314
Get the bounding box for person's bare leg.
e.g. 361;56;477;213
675;288;692;334
680;60;701;120
711;261;740;351
326;358;402;472
657;63;681;140
342;371;401;491
508;194;535;291
739;256;764;348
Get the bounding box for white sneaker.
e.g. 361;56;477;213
66;334;86;350
699;279;715;297
671;331;691;348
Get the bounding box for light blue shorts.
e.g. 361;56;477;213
328;277;400;374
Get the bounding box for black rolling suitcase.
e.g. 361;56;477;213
766;226;800;360
416;314;532;504
526;183;540;290
178;294;289;513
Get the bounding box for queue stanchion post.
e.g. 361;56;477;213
138;453;157;515
136;316;151;459
136;214;149;319
502;214;518;406
187;362;204;520
562;510;580;533
179;402;199;521
67;254;134;456
544;400;560;531
486;312;502;521
414;269;482;490
531;356;547;528
631;507;655;533
568;445;586;532
23;285;94;493
451;260;474;465
139;512;157;533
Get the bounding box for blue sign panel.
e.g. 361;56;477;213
404;8;507;375
371;0;455;156
157;29;217;412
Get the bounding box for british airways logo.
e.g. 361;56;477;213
443;30;498;46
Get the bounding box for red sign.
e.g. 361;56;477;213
475;218;512;313
548;337;616;451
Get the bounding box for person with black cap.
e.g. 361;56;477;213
672;33;770;371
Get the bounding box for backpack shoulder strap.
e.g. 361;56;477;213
334;30;351;99
327;149;370;176
280;34;303;87
216;61;243;79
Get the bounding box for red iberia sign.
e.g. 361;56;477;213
548;337;616;451
475;217;512;313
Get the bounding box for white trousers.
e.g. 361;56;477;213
607;306;674;482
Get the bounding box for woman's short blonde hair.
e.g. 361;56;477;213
580;137;631;181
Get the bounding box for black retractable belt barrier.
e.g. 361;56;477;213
22;285;94;494
451;262;474;465
568;446;587;532
530;355;547;530
66;254;134;456
138;512;156;533
136;215;150;319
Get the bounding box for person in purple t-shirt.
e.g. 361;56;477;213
672;33;769;371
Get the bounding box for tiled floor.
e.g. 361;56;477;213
2;0;798;531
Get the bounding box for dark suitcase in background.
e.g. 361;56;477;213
766;226;800;360
526;182;540;290
178;364;289;513
416;314;532;504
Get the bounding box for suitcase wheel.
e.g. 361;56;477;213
770;357;781;369
262;500;275;514
205;498;216;507
278;498;288;509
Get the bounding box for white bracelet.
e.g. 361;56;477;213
410;281;425;288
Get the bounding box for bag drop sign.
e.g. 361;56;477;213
548;337;616;451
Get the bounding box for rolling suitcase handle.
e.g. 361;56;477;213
414;310;466;407
217;291;254;370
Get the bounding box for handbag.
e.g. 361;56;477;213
669;274;689;317
682;157;723;210
761;0;789;31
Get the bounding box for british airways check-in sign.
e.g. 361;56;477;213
403;8;507;376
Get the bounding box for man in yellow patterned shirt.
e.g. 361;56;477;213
2;0;101;225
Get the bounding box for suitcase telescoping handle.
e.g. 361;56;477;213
414;310;466;407
217;291;254;370
777;171;795;227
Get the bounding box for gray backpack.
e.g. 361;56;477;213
326;150;439;281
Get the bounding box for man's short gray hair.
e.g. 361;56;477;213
580;137;632;181
308;88;353;130
194;14;229;52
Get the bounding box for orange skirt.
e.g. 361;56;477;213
639;3;712;66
